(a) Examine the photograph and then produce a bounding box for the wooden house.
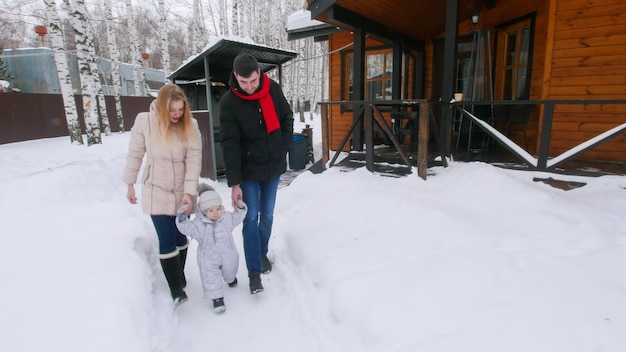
[295,0,626,173]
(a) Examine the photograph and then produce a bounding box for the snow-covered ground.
[1,112,626,352]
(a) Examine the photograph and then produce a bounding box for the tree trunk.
[158,0,171,79]
[78,1,110,136]
[104,0,125,131]
[65,0,101,146]
[125,0,143,96]
[231,0,240,37]
[219,0,229,36]
[193,0,204,53]
[44,0,82,145]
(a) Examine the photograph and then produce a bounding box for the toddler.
[176,183,246,313]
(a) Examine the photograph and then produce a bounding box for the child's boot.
[212,298,226,313]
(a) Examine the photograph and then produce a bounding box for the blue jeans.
[151,215,188,256]
[240,176,280,274]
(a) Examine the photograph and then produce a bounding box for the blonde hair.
[154,83,197,145]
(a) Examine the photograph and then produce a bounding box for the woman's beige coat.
[122,101,202,215]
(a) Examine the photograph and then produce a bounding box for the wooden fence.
[0,93,153,145]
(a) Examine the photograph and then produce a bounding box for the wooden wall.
[325,0,626,161]
[0,93,153,145]
[327,33,390,151]
[544,0,626,161]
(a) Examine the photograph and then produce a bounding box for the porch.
[318,99,626,180]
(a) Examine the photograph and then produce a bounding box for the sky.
[1,112,626,352]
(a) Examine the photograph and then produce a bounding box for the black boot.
[249,272,264,294]
[160,255,188,306]
[262,255,272,274]
[212,298,226,313]
[178,246,188,288]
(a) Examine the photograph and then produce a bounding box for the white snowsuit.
[176,205,247,300]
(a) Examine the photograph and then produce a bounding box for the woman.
[123,83,202,305]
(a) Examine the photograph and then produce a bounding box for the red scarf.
[231,74,280,134]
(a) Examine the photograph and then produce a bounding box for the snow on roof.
[286,9,329,31]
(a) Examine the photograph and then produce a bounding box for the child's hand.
[176,205,189,222]
[176,212,188,222]
[236,199,246,209]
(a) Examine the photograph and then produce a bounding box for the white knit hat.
[198,183,222,213]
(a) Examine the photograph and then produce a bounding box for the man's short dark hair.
[233,53,259,78]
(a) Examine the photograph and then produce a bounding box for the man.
[219,53,293,294]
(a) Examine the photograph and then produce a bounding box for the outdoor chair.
[492,104,534,150]
[390,111,418,150]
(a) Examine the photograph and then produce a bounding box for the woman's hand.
[180,193,193,214]
[127,184,137,204]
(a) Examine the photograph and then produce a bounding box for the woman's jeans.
[240,176,280,274]
[151,215,188,256]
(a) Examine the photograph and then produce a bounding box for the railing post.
[321,103,329,166]
[537,103,554,170]
[364,103,374,171]
[418,102,429,180]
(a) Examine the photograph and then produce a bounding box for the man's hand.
[231,185,243,209]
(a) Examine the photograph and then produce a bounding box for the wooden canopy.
[307,0,494,46]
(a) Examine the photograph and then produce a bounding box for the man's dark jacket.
[219,73,294,187]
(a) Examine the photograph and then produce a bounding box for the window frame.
[494,17,534,100]
[340,45,394,112]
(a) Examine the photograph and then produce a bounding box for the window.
[495,19,532,100]
[343,48,394,102]
[455,40,474,94]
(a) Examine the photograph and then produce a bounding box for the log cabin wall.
[327,32,396,151]
[324,0,626,161]
[544,0,626,161]
[327,0,552,153]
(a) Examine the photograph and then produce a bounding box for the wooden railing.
[319,99,626,178]
[452,100,626,171]
[319,100,439,180]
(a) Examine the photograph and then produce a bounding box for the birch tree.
[44,0,82,145]
[240,0,251,37]
[219,0,229,36]
[257,1,269,44]
[65,0,101,145]
[243,0,257,41]
[75,0,110,136]
[231,0,240,37]
[192,0,204,53]
[104,0,124,131]
[158,0,171,78]
[269,0,283,48]
[297,39,306,120]
[125,0,147,96]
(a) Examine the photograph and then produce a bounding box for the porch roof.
[306,0,494,43]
